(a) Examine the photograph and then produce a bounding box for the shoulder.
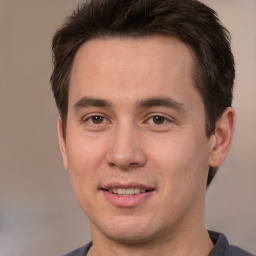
[209,231,255,256]
[227,245,255,256]
[62,242,92,256]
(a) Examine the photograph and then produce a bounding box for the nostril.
[108,161,142,171]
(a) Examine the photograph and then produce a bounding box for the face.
[59,37,217,244]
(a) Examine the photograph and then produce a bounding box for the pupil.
[153,116,164,124]
[92,116,103,124]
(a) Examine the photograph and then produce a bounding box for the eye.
[147,115,169,125]
[85,115,107,124]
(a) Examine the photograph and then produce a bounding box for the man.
[50,0,254,255]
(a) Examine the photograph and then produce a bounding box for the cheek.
[65,134,107,180]
[150,133,210,192]
[64,135,106,212]
[149,136,209,220]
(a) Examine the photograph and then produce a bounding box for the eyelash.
[83,115,109,125]
[146,115,170,125]
[83,114,171,126]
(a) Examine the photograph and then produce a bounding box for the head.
[51,0,235,246]
[50,0,235,186]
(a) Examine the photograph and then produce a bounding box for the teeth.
[117,188,126,195]
[108,188,147,196]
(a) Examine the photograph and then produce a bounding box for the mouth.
[106,187,152,196]
[101,184,155,207]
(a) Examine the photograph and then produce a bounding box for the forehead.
[69,36,197,105]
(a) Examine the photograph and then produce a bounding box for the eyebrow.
[135,97,186,112]
[74,97,113,109]
[74,96,186,112]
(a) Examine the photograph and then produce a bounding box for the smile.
[108,188,147,196]
[102,184,155,207]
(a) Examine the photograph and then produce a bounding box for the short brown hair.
[50,0,235,185]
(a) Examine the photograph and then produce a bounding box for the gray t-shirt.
[208,231,254,256]
[63,231,255,256]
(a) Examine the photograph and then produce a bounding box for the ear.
[58,117,69,170]
[208,107,235,167]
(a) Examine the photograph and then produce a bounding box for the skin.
[58,36,235,256]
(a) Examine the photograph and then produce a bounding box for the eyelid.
[144,113,174,124]
[147,116,169,124]
[86,116,107,124]
[82,113,111,124]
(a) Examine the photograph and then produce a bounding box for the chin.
[104,229,155,245]
[94,217,162,245]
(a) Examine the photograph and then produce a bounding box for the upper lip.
[101,182,155,191]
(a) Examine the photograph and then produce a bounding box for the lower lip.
[102,190,154,208]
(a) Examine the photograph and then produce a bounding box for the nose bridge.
[106,121,146,170]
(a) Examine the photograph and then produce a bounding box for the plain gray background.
[0,0,256,255]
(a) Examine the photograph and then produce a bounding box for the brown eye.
[90,116,105,124]
[152,116,166,124]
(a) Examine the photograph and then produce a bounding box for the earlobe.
[58,117,69,170]
[208,107,235,167]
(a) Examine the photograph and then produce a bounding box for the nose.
[106,123,147,171]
